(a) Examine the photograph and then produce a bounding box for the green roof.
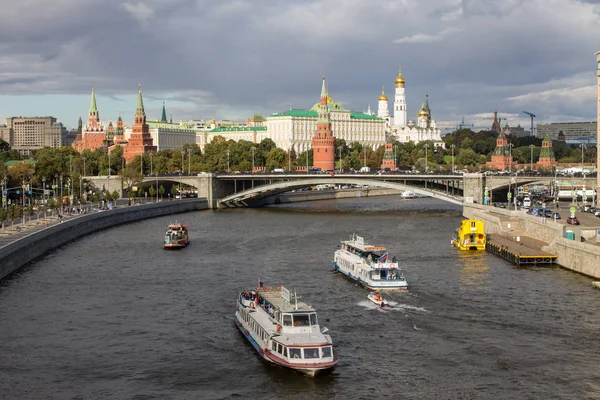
[271,109,382,121]
[209,126,267,133]
[4,159,37,167]
[248,114,265,122]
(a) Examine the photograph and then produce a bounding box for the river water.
[1,196,600,400]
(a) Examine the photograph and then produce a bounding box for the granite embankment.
[0,199,208,280]
[464,204,600,279]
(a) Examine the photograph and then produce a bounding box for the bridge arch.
[218,177,463,207]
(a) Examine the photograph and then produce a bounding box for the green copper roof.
[208,126,267,133]
[136,85,145,114]
[89,85,98,113]
[161,102,167,122]
[271,109,382,121]
[248,114,265,122]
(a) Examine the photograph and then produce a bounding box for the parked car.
[551,212,561,220]
[542,209,553,218]
[566,216,580,225]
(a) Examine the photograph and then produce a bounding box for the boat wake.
[357,300,429,314]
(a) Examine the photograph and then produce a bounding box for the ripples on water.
[1,196,600,399]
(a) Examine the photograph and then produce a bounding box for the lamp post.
[394,145,397,171]
[42,177,46,220]
[155,173,159,203]
[79,176,83,203]
[1,176,6,209]
[69,154,73,179]
[227,149,230,173]
[424,143,429,173]
[529,144,534,171]
[60,175,63,213]
[288,147,291,172]
[339,146,342,172]
[306,149,309,170]
[580,144,585,175]
[188,149,191,174]
[108,151,111,179]
[508,143,514,173]
[181,150,185,175]
[450,144,456,173]
[251,147,256,174]
[83,157,86,177]
[149,152,153,175]
[140,153,144,176]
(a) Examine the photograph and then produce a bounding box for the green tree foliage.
[149,186,156,197]
[266,148,286,170]
[0,207,6,230]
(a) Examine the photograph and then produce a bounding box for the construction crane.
[523,111,536,137]
[456,116,474,130]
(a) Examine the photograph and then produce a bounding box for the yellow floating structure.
[452,219,486,251]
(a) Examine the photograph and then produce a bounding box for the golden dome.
[395,74,405,86]
[418,103,428,117]
[378,86,388,101]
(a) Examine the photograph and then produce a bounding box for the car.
[566,216,580,225]
[551,212,561,220]
[542,209,553,218]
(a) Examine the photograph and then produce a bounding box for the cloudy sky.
[0,0,599,133]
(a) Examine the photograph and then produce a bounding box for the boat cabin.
[341,235,393,263]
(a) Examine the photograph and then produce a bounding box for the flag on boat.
[378,252,388,262]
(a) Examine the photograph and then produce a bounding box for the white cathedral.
[377,67,445,148]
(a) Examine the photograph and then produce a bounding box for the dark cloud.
[0,0,598,128]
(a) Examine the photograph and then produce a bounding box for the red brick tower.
[486,130,514,171]
[381,142,396,171]
[312,77,335,171]
[123,85,156,162]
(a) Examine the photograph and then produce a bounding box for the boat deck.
[257,287,314,313]
[486,234,557,266]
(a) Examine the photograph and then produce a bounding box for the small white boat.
[401,191,416,199]
[367,292,389,307]
[593,282,600,290]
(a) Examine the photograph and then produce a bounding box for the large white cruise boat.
[333,234,408,290]
[234,284,338,378]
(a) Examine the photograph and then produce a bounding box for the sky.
[0,0,599,134]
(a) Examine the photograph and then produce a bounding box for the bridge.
[82,173,597,209]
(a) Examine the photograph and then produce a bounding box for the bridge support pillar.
[463,173,484,205]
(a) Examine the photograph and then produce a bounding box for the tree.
[149,186,156,198]
[456,148,482,168]
[266,148,286,171]
[159,185,165,199]
[0,207,6,231]
[111,190,120,202]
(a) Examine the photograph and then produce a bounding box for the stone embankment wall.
[0,199,208,281]
[263,188,403,205]
[545,238,600,278]
[464,204,600,279]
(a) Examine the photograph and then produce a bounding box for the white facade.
[385,67,444,147]
[267,103,386,153]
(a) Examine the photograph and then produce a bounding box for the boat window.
[271,342,277,352]
[283,346,288,358]
[283,314,292,326]
[289,348,302,359]
[310,313,318,326]
[321,346,332,358]
[304,348,319,359]
[277,343,283,354]
[293,314,310,326]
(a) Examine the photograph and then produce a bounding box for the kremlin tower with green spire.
[312,76,335,171]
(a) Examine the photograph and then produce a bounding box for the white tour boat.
[234,284,338,378]
[367,292,389,307]
[333,234,408,290]
[401,191,417,199]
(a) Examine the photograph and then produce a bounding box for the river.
[1,196,599,399]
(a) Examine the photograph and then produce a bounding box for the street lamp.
[83,157,86,177]
[394,145,397,171]
[424,143,429,173]
[108,151,111,179]
[339,146,342,172]
[227,149,230,173]
[529,144,534,171]
[140,153,144,176]
[42,176,46,220]
[149,152,153,175]
[181,150,185,175]
[188,149,191,174]
[580,144,585,175]
[508,143,514,173]
[450,144,456,173]
[251,147,256,174]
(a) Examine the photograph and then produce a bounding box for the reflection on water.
[456,251,490,290]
